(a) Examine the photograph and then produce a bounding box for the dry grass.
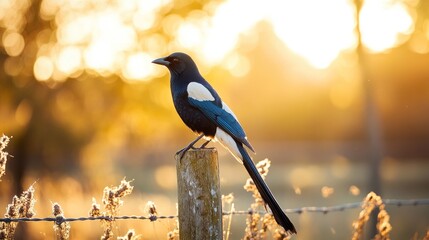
[90,178,136,240]
[242,159,290,240]
[0,134,11,180]
[0,185,36,239]
[144,201,157,221]
[0,136,427,239]
[166,205,179,240]
[117,229,140,240]
[52,202,71,240]
[352,192,392,240]
[222,193,235,240]
[424,230,429,240]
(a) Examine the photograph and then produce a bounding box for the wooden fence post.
[176,148,223,240]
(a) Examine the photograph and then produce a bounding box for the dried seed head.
[0,135,10,151]
[89,198,101,217]
[321,186,334,198]
[52,202,63,217]
[273,228,291,240]
[145,201,157,217]
[117,229,138,240]
[222,193,234,205]
[20,185,36,218]
[3,184,36,239]
[5,196,20,218]
[0,134,11,179]
[167,229,179,240]
[100,228,113,240]
[352,192,392,240]
[349,185,360,196]
[256,159,271,178]
[102,178,134,216]
[115,179,134,198]
[243,178,255,191]
[0,229,6,239]
[52,203,70,240]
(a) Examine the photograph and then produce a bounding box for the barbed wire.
[0,198,428,224]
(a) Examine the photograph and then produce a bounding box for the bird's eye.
[172,58,179,62]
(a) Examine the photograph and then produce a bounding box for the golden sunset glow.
[173,0,417,69]
[360,0,415,52]
[269,0,357,69]
[2,0,415,81]
[1,1,428,239]
[31,0,172,81]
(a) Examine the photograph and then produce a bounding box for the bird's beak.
[152,57,170,66]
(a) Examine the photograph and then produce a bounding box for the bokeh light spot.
[34,56,54,81]
[269,0,356,69]
[84,42,116,72]
[349,185,361,196]
[321,186,335,198]
[3,31,25,56]
[56,46,82,75]
[360,0,415,52]
[123,52,156,81]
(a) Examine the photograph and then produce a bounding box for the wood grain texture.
[176,148,222,240]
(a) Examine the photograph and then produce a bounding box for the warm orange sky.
[1,0,421,82]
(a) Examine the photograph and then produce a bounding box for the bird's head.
[152,52,198,76]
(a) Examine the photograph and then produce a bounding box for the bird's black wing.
[188,98,254,151]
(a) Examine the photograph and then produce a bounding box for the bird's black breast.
[171,84,217,137]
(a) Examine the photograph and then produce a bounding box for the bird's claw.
[176,145,197,160]
[176,134,207,161]
[200,140,211,148]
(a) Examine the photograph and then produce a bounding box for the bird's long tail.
[237,142,297,235]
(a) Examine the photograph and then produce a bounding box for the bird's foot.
[199,140,211,148]
[176,134,205,160]
[176,145,197,160]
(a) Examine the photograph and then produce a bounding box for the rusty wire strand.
[0,198,427,225]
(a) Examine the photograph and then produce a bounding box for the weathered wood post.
[176,148,223,240]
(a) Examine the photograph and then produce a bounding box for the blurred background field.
[1,0,429,239]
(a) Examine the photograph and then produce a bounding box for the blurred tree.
[1,0,428,202]
[0,0,195,196]
[1,0,88,194]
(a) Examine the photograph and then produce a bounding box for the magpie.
[152,52,297,235]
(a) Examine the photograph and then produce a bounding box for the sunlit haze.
[1,1,428,239]
[0,0,420,80]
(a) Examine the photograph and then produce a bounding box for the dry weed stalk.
[423,230,429,240]
[90,178,134,240]
[352,192,392,240]
[167,204,179,240]
[117,229,140,240]
[0,134,11,180]
[0,185,36,239]
[144,201,157,221]
[222,193,235,240]
[103,178,134,217]
[166,221,179,240]
[243,159,290,240]
[52,202,71,240]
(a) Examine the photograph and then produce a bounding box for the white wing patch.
[221,101,238,121]
[187,82,215,101]
[214,127,243,163]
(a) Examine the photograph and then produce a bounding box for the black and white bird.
[152,52,296,235]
